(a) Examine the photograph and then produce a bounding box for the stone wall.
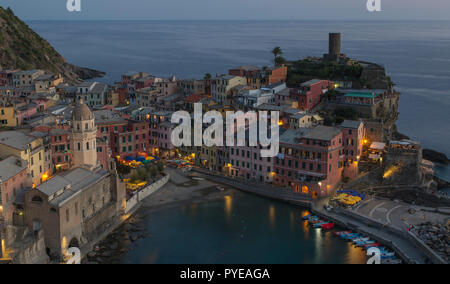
[7,227,49,264]
[82,202,119,245]
[125,174,170,214]
[382,148,423,186]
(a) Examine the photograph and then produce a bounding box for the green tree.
[204,73,212,80]
[271,47,283,65]
[274,56,286,66]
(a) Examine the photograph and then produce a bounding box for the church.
[23,100,126,260]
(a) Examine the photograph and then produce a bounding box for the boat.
[321,223,335,230]
[313,222,328,228]
[381,255,397,260]
[382,258,402,264]
[352,237,369,243]
[340,233,359,239]
[363,243,381,248]
[341,234,361,240]
[381,252,395,257]
[309,220,324,225]
[334,230,352,236]
[355,240,375,247]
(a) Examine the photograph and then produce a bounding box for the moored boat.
[321,223,335,230]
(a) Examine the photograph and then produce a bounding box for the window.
[66,209,70,223]
[86,142,90,150]
[78,143,81,151]
[31,195,43,204]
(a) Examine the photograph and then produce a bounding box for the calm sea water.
[118,191,366,264]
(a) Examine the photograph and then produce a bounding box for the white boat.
[352,237,369,243]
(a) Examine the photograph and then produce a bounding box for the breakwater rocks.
[415,222,450,263]
[82,215,147,264]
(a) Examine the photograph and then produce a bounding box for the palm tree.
[272,47,283,65]
[274,56,286,66]
[204,73,212,80]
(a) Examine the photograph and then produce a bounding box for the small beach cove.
[84,168,367,264]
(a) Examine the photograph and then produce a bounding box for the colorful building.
[0,131,46,186]
[273,126,345,197]
[0,156,30,225]
[293,79,335,111]
[211,75,247,104]
[340,120,365,179]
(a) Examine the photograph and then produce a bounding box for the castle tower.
[329,33,341,60]
[324,33,344,62]
[70,99,98,169]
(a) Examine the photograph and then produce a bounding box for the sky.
[1,0,450,21]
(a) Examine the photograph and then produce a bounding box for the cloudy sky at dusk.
[2,0,450,21]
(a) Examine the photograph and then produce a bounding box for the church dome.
[73,99,93,121]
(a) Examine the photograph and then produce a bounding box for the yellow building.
[197,144,217,172]
[211,75,247,105]
[0,131,46,186]
[0,107,19,127]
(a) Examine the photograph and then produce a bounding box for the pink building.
[293,79,334,111]
[273,126,345,197]
[340,120,365,179]
[16,103,38,124]
[0,156,30,224]
[96,138,112,170]
[147,111,175,157]
[229,143,274,183]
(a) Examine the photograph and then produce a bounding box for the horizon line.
[24,18,450,22]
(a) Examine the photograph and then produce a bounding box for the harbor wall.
[125,174,170,214]
[329,207,446,264]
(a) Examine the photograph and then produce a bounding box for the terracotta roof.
[184,93,206,103]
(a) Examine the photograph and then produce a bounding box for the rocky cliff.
[0,7,104,83]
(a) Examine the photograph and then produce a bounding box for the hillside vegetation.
[0,7,104,82]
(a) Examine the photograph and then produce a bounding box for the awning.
[370,142,385,150]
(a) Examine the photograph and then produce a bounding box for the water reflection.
[346,242,367,264]
[224,195,232,219]
[190,203,198,216]
[269,205,276,230]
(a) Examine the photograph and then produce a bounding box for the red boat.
[321,223,335,230]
